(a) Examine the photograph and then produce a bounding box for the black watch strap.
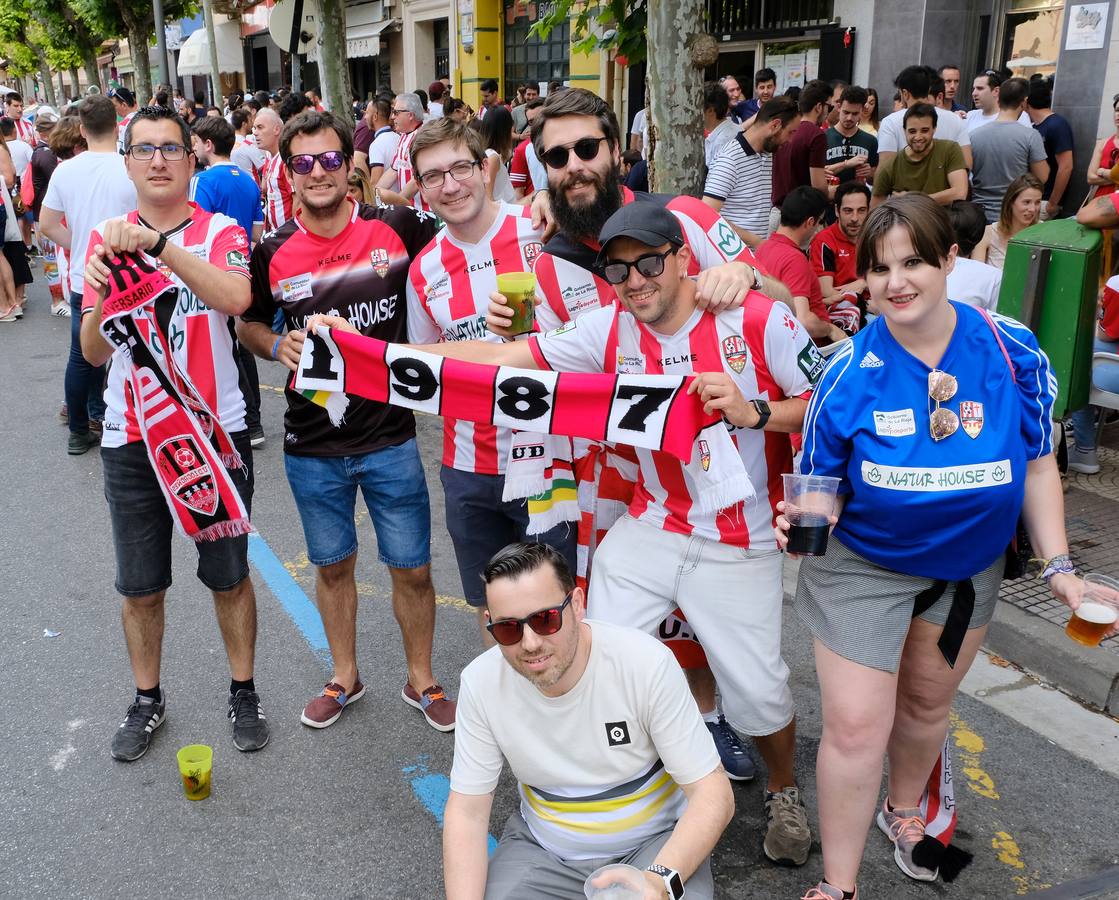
[150,232,168,257]
[749,398,771,430]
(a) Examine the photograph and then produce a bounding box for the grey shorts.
[794,537,1004,672]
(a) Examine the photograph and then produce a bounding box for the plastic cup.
[496,271,537,335]
[782,473,841,556]
[1066,574,1119,647]
[583,863,645,899]
[177,744,213,801]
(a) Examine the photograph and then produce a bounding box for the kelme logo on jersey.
[523,241,543,269]
[797,345,826,384]
[699,439,711,471]
[605,721,631,747]
[370,249,390,278]
[225,249,249,270]
[722,334,748,373]
[960,401,984,439]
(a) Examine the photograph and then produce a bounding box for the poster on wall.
[784,52,806,86]
[1066,3,1108,50]
[806,48,820,82]
[768,55,788,93]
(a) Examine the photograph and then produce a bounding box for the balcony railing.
[706,0,834,35]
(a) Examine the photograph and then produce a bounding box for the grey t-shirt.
[970,122,1046,222]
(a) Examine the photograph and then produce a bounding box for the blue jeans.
[65,291,106,434]
[1069,336,1119,449]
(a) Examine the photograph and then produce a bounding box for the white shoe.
[51,302,71,318]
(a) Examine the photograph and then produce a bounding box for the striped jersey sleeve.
[799,339,857,489]
[990,312,1058,458]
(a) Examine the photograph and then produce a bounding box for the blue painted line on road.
[404,756,498,855]
[246,533,331,667]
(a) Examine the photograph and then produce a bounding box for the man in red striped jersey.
[237,111,457,734]
[253,108,293,232]
[5,92,35,146]
[77,104,269,762]
[403,117,577,639]
[375,92,428,211]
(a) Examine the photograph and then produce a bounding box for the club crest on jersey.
[722,334,748,373]
[960,401,984,439]
[523,241,543,270]
[225,249,249,270]
[370,249,390,278]
[699,439,711,471]
[155,435,218,516]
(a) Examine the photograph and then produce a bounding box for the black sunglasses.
[599,247,679,285]
[288,150,347,175]
[540,136,608,170]
[486,592,574,646]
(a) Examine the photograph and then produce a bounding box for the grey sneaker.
[228,689,269,751]
[110,690,166,761]
[877,800,938,882]
[763,785,812,866]
[1068,445,1101,474]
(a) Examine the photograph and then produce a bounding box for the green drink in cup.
[496,271,537,335]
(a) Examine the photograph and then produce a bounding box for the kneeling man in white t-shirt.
[444,542,733,900]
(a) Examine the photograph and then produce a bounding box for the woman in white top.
[475,106,517,204]
[972,173,1042,270]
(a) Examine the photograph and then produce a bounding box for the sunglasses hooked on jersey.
[288,150,347,175]
[598,247,679,285]
[486,592,574,646]
[540,136,608,170]
[928,369,959,441]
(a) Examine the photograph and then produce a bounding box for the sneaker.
[50,301,71,318]
[763,786,812,866]
[300,678,365,728]
[249,427,265,448]
[706,716,755,781]
[228,689,270,751]
[802,883,857,900]
[67,431,98,455]
[1068,445,1101,475]
[110,690,167,761]
[89,418,103,435]
[877,800,938,882]
[402,683,456,732]
[0,309,16,323]
[12,306,22,319]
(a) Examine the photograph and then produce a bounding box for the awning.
[347,17,395,59]
[177,21,243,75]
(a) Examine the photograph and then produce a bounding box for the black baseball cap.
[108,86,135,106]
[595,203,684,267]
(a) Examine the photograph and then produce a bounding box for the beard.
[550,164,624,241]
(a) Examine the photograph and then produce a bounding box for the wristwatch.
[646,864,684,899]
[749,264,763,291]
[149,231,168,257]
[748,398,771,430]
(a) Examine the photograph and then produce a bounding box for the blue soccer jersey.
[189,162,263,244]
[800,302,1057,580]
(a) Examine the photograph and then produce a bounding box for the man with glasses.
[443,542,733,899]
[253,108,292,231]
[404,117,577,642]
[236,111,453,733]
[41,94,136,455]
[77,104,267,761]
[375,92,428,210]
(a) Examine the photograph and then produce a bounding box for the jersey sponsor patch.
[797,344,826,384]
[226,249,249,270]
[548,320,577,337]
[616,351,647,374]
[860,351,884,368]
[722,334,748,373]
[280,272,314,302]
[861,459,1012,491]
[872,408,916,437]
[708,218,745,258]
[960,401,984,438]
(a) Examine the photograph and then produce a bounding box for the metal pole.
[202,0,223,107]
[153,0,170,89]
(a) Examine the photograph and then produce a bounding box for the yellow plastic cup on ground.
[495,271,537,335]
[177,744,213,800]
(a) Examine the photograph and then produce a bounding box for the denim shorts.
[439,465,577,606]
[284,438,431,569]
[102,431,253,597]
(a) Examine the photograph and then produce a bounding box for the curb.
[984,600,1119,715]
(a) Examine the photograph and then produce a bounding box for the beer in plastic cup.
[177,744,213,800]
[1066,574,1119,647]
[495,271,537,335]
[782,473,841,556]
[584,863,645,899]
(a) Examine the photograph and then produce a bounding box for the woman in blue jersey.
[779,194,1087,900]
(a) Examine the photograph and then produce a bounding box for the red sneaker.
[300,678,365,729]
[402,683,456,732]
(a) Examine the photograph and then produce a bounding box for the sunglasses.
[486,592,574,646]
[928,369,959,441]
[126,143,189,161]
[540,136,608,170]
[599,247,678,285]
[288,150,347,175]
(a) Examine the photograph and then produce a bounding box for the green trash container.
[997,219,1101,418]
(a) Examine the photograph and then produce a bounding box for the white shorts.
[588,515,794,737]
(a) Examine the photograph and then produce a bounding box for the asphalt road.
[2,277,1119,899]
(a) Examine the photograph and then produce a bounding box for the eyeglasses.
[485,592,574,646]
[928,369,959,441]
[417,159,481,190]
[391,108,413,117]
[540,136,608,170]
[288,150,347,175]
[126,143,189,161]
[599,247,678,285]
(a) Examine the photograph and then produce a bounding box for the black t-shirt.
[824,126,879,183]
[244,200,439,456]
[30,144,58,220]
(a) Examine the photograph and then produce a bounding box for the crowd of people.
[0,57,1114,900]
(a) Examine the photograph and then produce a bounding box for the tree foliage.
[530,0,648,65]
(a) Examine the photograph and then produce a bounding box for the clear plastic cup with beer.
[1066,573,1119,647]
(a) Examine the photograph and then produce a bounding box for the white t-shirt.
[485,148,515,203]
[877,105,971,155]
[6,139,32,178]
[369,129,401,174]
[429,100,444,119]
[704,118,740,168]
[450,620,719,860]
[631,108,649,159]
[948,256,1002,311]
[41,151,138,294]
[965,109,1032,133]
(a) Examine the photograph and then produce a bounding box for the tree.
[530,0,710,197]
[317,0,353,119]
[36,0,106,94]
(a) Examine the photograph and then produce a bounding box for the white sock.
[701,709,720,724]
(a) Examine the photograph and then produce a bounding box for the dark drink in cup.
[787,513,831,555]
[781,473,841,557]
[496,272,537,336]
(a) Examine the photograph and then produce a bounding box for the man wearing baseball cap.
[109,86,139,154]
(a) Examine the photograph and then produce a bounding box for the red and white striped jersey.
[406,203,545,474]
[534,190,759,331]
[262,152,294,232]
[14,117,36,146]
[82,205,252,448]
[116,112,135,153]
[529,297,821,548]
[389,128,431,212]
